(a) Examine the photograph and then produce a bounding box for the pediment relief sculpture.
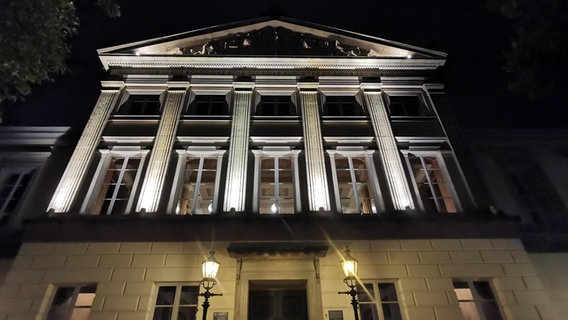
[180,26,376,57]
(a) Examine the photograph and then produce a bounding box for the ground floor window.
[153,284,199,320]
[358,282,402,320]
[47,284,96,320]
[453,280,503,320]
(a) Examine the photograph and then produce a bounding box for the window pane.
[156,286,176,305]
[51,287,75,307]
[93,157,141,215]
[47,308,68,320]
[458,301,481,320]
[335,156,375,214]
[473,281,496,300]
[388,95,427,116]
[189,95,228,115]
[359,304,378,320]
[357,284,374,302]
[259,156,295,214]
[480,301,503,320]
[178,307,197,320]
[0,171,34,215]
[179,157,217,215]
[378,283,398,302]
[257,96,295,116]
[119,95,161,115]
[179,286,199,305]
[325,96,364,116]
[381,303,402,320]
[48,285,96,320]
[153,307,173,320]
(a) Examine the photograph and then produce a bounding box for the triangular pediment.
[99,17,446,59]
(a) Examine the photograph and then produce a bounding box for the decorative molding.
[100,56,444,71]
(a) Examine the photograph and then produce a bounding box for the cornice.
[99,55,445,71]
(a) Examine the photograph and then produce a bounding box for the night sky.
[5,0,561,131]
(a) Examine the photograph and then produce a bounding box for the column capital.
[100,81,125,90]
[233,82,255,90]
[167,81,190,90]
[297,82,319,91]
[360,83,382,91]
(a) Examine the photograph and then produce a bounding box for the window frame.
[152,283,200,320]
[186,93,231,116]
[382,90,432,117]
[401,150,462,213]
[114,89,166,116]
[253,90,298,118]
[252,147,301,214]
[452,279,503,320]
[0,165,37,225]
[46,284,97,320]
[80,147,149,215]
[357,281,404,320]
[168,147,226,215]
[327,147,383,214]
[321,94,366,117]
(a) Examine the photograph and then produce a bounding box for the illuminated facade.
[0,18,566,320]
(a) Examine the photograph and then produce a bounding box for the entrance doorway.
[248,280,308,320]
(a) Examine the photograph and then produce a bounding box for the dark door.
[248,289,308,320]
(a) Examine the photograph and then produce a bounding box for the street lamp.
[199,250,222,320]
[338,246,360,320]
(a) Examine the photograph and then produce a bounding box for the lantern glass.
[341,247,358,280]
[202,251,219,280]
[341,259,357,279]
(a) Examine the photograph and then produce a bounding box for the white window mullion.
[80,150,111,214]
[125,152,147,214]
[212,154,224,214]
[347,156,362,214]
[252,151,262,213]
[404,154,424,211]
[327,152,342,213]
[419,155,443,212]
[190,157,205,214]
[274,156,280,213]
[168,151,187,214]
[0,173,24,214]
[292,151,301,213]
[106,156,129,215]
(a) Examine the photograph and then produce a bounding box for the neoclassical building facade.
[0,17,565,320]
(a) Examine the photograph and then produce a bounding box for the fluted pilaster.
[48,88,122,213]
[223,89,253,212]
[137,89,186,212]
[300,90,331,211]
[364,91,415,210]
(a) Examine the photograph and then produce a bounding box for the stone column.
[223,84,254,212]
[299,84,331,211]
[137,85,188,212]
[363,88,415,210]
[48,84,123,213]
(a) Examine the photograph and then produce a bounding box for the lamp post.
[338,247,360,320]
[199,250,222,320]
